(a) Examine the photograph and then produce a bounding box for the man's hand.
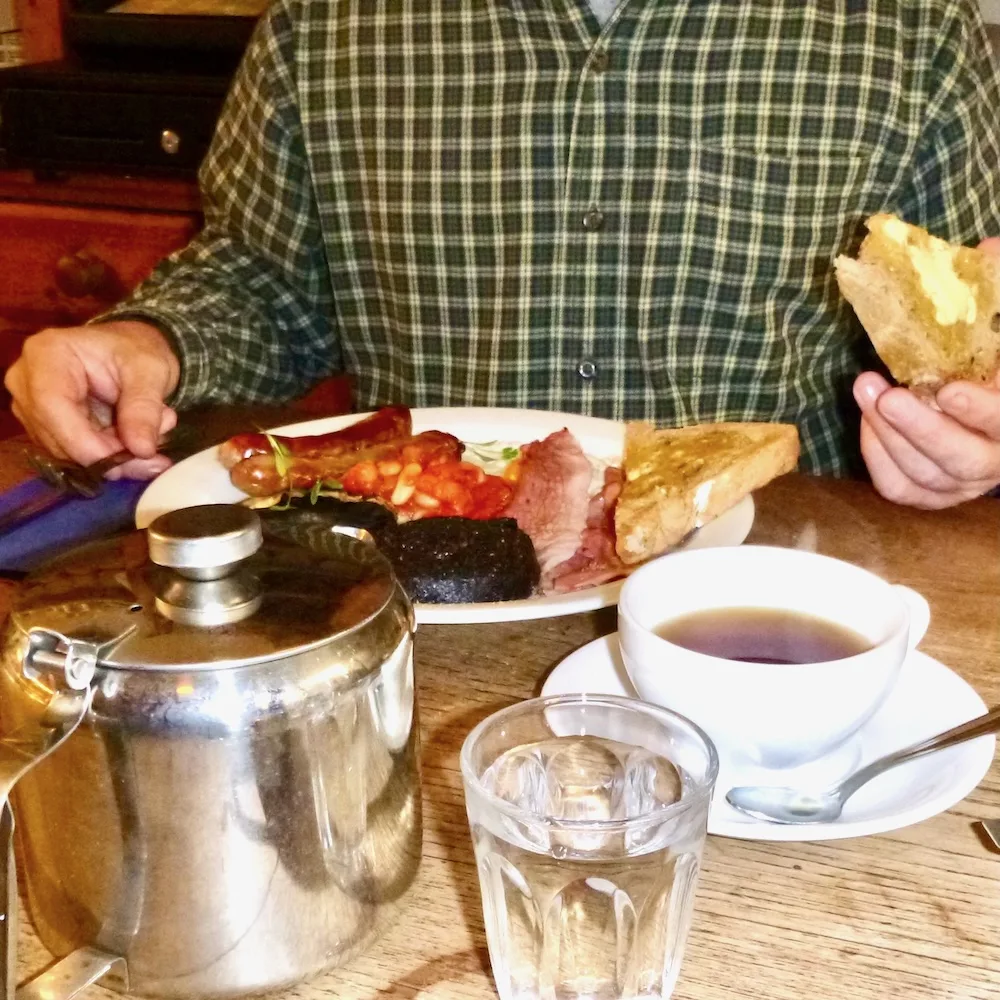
[854,237,1000,509]
[5,320,182,481]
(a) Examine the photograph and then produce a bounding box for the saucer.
[541,634,995,842]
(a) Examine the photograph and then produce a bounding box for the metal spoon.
[726,704,1000,824]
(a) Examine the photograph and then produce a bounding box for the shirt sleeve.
[99,0,339,409]
[891,0,1000,244]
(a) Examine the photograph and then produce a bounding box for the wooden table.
[5,449,1000,1000]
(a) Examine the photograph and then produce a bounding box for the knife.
[0,484,71,537]
[979,819,1000,852]
[0,448,142,538]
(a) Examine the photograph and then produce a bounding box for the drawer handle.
[160,130,181,156]
[54,250,124,300]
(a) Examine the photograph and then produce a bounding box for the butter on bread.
[834,214,1000,394]
[613,422,800,566]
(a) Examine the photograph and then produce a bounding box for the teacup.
[617,545,930,772]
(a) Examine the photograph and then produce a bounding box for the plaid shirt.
[108,0,1000,475]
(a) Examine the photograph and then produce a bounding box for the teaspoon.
[726,704,1000,824]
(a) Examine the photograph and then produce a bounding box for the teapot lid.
[8,504,404,672]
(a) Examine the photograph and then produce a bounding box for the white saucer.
[541,634,995,842]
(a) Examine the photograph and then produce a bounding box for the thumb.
[116,360,172,458]
[978,236,1000,258]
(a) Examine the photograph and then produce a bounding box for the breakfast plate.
[541,633,994,841]
[135,408,756,624]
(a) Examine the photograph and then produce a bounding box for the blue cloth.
[0,477,146,573]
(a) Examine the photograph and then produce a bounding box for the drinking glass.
[461,694,718,1000]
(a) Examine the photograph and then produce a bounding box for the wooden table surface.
[4,432,1000,1000]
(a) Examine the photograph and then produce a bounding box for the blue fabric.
[0,478,146,573]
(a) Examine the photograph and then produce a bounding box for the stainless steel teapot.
[0,505,421,1000]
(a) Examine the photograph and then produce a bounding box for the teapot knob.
[147,506,263,626]
[147,505,263,581]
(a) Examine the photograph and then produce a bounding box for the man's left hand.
[854,371,1000,508]
[853,237,1000,509]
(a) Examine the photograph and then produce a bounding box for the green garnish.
[465,441,521,464]
[308,479,344,503]
[264,433,291,479]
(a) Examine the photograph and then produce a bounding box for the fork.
[29,447,137,498]
[27,427,194,498]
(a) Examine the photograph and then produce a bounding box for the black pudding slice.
[381,517,541,604]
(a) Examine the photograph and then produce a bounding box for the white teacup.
[617,546,930,773]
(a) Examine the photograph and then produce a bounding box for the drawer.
[0,201,198,332]
[1,87,225,173]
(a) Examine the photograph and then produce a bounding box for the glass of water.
[460,694,718,1000]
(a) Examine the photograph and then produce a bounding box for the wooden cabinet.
[0,0,351,434]
[0,201,198,335]
[0,169,352,437]
[0,168,202,435]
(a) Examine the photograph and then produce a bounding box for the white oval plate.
[136,408,755,625]
[542,633,995,841]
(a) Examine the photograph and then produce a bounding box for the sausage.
[230,430,464,498]
[217,405,412,469]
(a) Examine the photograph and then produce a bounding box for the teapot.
[0,505,421,1000]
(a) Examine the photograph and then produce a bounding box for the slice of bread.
[835,214,1000,395]
[614,422,800,565]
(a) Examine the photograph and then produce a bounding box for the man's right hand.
[4,320,182,480]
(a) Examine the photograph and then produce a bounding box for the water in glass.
[467,723,711,1000]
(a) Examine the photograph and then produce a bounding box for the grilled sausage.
[218,405,412,469]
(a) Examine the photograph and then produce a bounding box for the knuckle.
[3,363,20,395]
[870,471,913,506]
[942,450,995,483]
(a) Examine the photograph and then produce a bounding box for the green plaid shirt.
[108,0,1000,475]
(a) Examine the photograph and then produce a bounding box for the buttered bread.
[614,421,800,566]
[834,214,1000,393]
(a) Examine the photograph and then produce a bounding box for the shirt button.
[590,50,610,74]
[577,360,597,380]
[582,206,604,231]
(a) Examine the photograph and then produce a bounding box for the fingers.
[853,370,893,405]
[977,236,1000,257]
[115,358,174,459]
[5,343,119,465]
[5,322,180,470]
[105,456,174,482]
[859,418,978,508]
[936,381,1000,440]
[158,407,179,438]
[876,387,1000,483]
[855,372,1000,507]
[858,409,964,493]
[104,410,177,481]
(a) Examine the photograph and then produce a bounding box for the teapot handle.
[2,803,127,1000]
[0,630,127,1000]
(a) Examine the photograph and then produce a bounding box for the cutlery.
[0,429,192,537]
[29,446,144,498]
[726,704,1000,824]
[979,818,1000,851]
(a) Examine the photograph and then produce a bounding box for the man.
[7,0,1000,508]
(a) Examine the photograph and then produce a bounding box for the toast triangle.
[834,214,1000,393]
[614,422,800,565]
